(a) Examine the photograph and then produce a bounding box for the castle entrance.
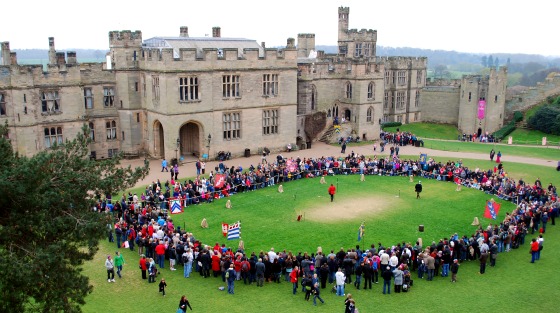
[153,120,165,158]
[179,122,201,159]
[477,127,482,138]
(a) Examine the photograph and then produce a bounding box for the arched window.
[106,120,117,140]
[345,82,352,99]
[88,122,95,141]
[366,106,373,122]
[310,85,317,110]
[367,82,375,100]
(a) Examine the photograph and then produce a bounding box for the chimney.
[286,38,295,49]
[180,26,189,37]
[1,42,11,65]
[261,42,266,49]
[10,52,17,65]
[67,51,77,65]
[212,27,221,38]
[56,52,66,66]
[317,50,325,59]
[48,37,56,65]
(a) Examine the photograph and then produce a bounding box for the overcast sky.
[1,0,556,56]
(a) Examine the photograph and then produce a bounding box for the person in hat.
[415,181,423,199]
[450,259,460,282]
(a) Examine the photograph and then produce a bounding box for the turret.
[108,30,142,69]
[338,7,350,41]
[48,37,56,65]
[1,42,11,65]
[297,34,315,58]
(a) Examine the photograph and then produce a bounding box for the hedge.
[493,121,516,140]
[381,122,402,129]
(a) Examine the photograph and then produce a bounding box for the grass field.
[383,123,461,140]
[81,158,560,313]
[422,139,560,161]
[509,128,560,145]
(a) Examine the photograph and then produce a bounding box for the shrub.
[381,122,402,129]
[527,105,560,135]
[493,121,516,140]
[513,111,523,122]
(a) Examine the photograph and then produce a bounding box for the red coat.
[155,243,166,256]
[139,258,148,270]
[328,185,336,195]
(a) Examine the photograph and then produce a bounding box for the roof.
[143,37,264,58]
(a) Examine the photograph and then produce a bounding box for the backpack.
[225,270,230,279]
[372,261,378,270]
[241,262,249,272]
[182,254,189,264]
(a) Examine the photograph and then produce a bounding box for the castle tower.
[297,33,315,58]
[212,27,221,38]
[338,6,350,41]
[457,67,507,135]
[48,37,56,65]
[1,42,11,65]
[108,30,142,70]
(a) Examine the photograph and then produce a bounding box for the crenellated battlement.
[109,30,143,48]
[348,28,376,35]
[376,56,428,68]
[140,46,296,63]
[298,33,315,38]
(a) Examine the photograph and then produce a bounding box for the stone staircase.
[319,126,336,143]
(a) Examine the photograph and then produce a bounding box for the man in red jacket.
[530,238,539,263]
[155,240,166,269]
[328,184,336,202]
[139,255,148,280]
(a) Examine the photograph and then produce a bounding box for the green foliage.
[527,103,560,135]
[513,111,523,122]
[493,121,516,140]
[380,122,402,129]
[0,124,149,313]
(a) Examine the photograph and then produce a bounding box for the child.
[159,278,167,296]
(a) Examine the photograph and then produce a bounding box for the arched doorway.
[477,127,482,138]
[345,109,351,121]
[153,120,164,158]
[179,122,201,158]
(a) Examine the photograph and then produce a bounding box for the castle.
[0,6,506,160]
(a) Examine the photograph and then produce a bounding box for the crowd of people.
[98,139,557,312]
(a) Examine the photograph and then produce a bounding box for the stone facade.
[0,6,507,159]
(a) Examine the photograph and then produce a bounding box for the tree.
[494,57,499,68]
[487,55,494,69]
[433,64,450,79]
[481,56,488,68]
[0,124,149,312]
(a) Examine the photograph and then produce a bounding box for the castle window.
[391,91,396,109]
[468,92,472,102]
[108,148,119,158]
[417,70,423,84]
[397,115,403,123]
[345,82,353,99]
[262,74,279,97]
[354,43,362,57]
[262,109,279,135]
[364,43,371,57]
[41,91,60,113]
[89,122,95,141]
[152,76,160,103]
[106,120,117,140]
[179,76,199,102]
[397,71,407,85]
[392,71,397,85]
[223,112,241,140]
[396,91,405,109]
[494,95,498,103]
[384,71,390,85]
[0,93,6,116]
[367,82,375,100]
[415,90,420,107]
[84,88,93,109]
[44,127,63,148]
[103,87,115,107]
[366,106,373,122]
[310,85,317,110]
[384,91,389,109]
[222,75,240,98]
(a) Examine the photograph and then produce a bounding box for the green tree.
[488,55,494,69]
[481,55,488,68]
[0,124,149,312]
[527,105,560,135]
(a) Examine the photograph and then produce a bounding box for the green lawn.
[383,123,461,140]
[509,128,560,146]
[82,159,560,312]
[422,139,560,161]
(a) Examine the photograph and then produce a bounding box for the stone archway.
[153,120,165,158]
[179,122,201,158]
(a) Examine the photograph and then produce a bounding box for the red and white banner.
[214,174,226,188]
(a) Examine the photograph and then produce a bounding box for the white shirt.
[335,270,346,285]
[268,250,277,263]
[389,255,399,267]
